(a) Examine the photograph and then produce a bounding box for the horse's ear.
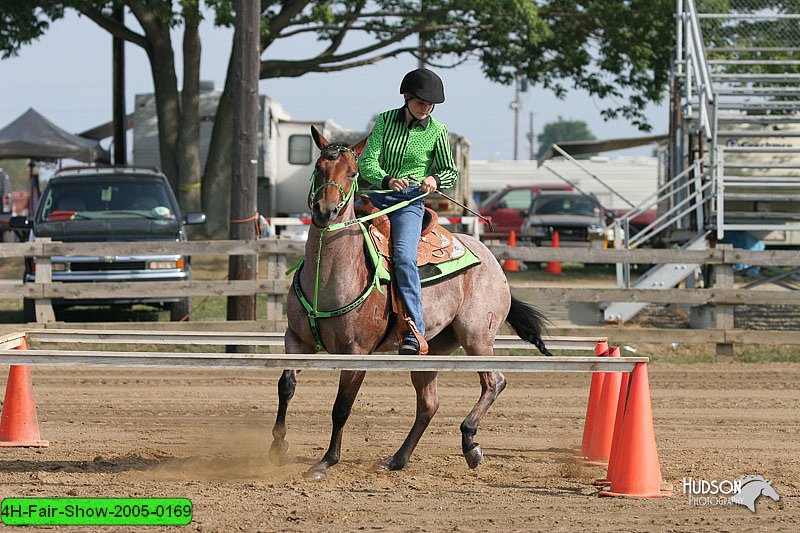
[311,126,329,150]
[351,137,368,157]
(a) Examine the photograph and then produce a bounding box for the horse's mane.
[739,475,767,487]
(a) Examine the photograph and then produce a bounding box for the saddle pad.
[419,242,481,285]
[366,229,481,286]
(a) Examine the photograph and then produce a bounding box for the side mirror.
[9,216,32,229]
[183,212,207,225]
[518,209,529,217]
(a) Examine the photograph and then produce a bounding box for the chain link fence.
[697,0,800,52]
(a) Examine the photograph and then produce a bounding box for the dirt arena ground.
[0,363,797,532]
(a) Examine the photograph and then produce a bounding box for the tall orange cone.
[545,231,562,274]
[584,346,622,465]
[502,230,520,272]
[600,363,670,498]
[579,340,609,456]
[593,371,631,486]
[0,338,49,447]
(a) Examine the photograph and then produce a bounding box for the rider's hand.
[389,177,410,191]
[419,175,437,193]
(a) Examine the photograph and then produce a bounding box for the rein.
[291,145,428,351]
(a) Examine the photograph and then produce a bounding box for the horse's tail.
[505,296,553,356]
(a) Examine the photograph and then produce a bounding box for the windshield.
[37,178,178,222]
[479,189,507,209]
[531,195,599,217]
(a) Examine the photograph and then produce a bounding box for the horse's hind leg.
[305,370,366,480]
[382,371,439,471]
[461,370,507,469]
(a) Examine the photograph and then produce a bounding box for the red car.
[478,184,575,240]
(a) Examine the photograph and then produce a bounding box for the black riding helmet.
[400,68,445,104]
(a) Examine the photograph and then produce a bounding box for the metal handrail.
[680,0,715,139]
[612,160,709,250]
[615,160,702,228]
[629,177,713,249]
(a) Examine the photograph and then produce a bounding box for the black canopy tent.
[0,108,110,163]
[0,108,111,217]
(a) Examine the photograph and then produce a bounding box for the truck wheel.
[169,298,191,322]
[23,298,36,323]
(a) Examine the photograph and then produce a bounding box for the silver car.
[520,190,610,247]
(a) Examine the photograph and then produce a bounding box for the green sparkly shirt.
[359,107,459,190]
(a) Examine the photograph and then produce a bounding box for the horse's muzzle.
[311,203,338,229]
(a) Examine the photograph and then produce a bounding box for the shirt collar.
[396,106,430,129]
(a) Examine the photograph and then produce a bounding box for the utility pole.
[528,112,535,160]
[511,75,520,160]
[112,4,126,165]
[227,0,259,327]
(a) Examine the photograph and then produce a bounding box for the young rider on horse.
[359,67,459,355]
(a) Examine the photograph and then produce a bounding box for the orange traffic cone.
[600,363,670,498]
[545,231,562,274]
[584,346,622,466]
[594,371,631,486]
[0,338,49,447]
[579,340,609,457]
[502,230,520,272]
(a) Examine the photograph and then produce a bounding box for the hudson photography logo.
[682,475,780,512]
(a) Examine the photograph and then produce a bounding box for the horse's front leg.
[460,370,507,469]
[382,370,439,471]
[269,329,311,465]
[305,370,367,480]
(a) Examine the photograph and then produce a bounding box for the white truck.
[133,83,471,219]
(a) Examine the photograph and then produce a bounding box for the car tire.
[23,298,36,323]
[169,298,191,322]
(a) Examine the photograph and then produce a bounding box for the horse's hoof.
[380,455,407,472]
[303,468,326,480]
[268,439,290,466]
[464,445,483,469]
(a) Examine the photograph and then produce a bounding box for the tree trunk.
[177,13,202,213]
[201,48,236,238]
[146,35,181,192]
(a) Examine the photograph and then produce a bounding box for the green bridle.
[291,145,427,352]
[306,145,360,215]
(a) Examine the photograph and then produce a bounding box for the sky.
[0,10,668,164]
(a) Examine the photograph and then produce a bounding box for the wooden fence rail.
[0,240,798,349]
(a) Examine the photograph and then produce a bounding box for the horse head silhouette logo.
[730,475,780,513]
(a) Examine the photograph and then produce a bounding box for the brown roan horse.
[271,126,552,480]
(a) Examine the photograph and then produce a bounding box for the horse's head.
[761,481,780,501]
[308,126,367,229]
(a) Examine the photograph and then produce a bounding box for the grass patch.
[735,346,800,363]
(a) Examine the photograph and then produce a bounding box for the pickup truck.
[11,166,205,322]
[478,184,575,240]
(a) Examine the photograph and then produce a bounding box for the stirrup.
[402,318,429,356]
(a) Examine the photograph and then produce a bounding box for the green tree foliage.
[536,117,596,159]
[1,1,676,236]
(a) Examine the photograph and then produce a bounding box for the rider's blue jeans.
[369,187,426,336]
